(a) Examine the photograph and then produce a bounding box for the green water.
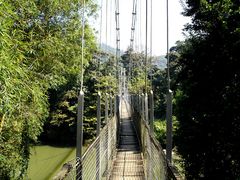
[27,145,80,180]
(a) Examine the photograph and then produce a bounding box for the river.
[27,145,82,179]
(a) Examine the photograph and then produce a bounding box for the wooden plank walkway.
[110,98,144,180]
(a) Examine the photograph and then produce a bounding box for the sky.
[93,0,191,56]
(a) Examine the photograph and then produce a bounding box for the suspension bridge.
[55,76,178,180]
[54,0,178,179]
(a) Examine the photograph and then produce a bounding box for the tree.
[175,0,240,178]
[41,51,117,145]
[152,43,182,119]
[0,2,48,178]
[121,49,149,94]
[0,0,97,178]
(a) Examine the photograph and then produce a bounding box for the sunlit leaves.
[0,0,97,178]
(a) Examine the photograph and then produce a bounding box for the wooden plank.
[110,99,144,180]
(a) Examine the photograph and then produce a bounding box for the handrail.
[131,94,177,180]
[55,116,117,180]
[55,94,178,180]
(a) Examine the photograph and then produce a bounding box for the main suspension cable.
[98,0,104,92]
[139,0,142,51]
[99,0,103,49]
[106,0,108,49]
[110,0,113,48]
[129,0,138,84]
[115,0,120,94]
[145,0,148,93]
[130,0,137,50]
[166,0,173,165]
[167,0,170,90]
[150,0,153,89]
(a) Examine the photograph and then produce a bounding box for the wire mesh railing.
[131,94,177,180]
[55,93,177,180]
[62,116,117,180]
[142,119,167,180]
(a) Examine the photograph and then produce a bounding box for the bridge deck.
[110,99,144,180]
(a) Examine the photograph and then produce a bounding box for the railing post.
[149,90,154,180]
[105,93,109,176]
[132,95,136,113]
[114,95,117,117]
[147,129,152,180]
[97,92,101,136]
[116,95,120,147]
[105,93,109,124]
[141,93,145,120]
[145,93,149,122]
[129,93,131,106]
[141,93,145,155]
[149,90,154,134]
[138,94,141,113]
[76,90,84,180]
[135,95,137,111]
[166,90,173,164]
[96,92,101,180]
[110,94,113,117]
[108,93,113,176]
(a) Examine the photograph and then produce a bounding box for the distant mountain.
[100,43,124,55]
[152,55,167,69]
[99,44,167,69]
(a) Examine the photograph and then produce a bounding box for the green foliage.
[0,0,97,178]
[121,49,150,94]
[95,52,117,93]
[152,67,167,118]
[175,0,240,178]
[152,44,181,118]
[154,117,178,149]
[41,52,117,145]
[0,2,47,178]
[154,119,166,147]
